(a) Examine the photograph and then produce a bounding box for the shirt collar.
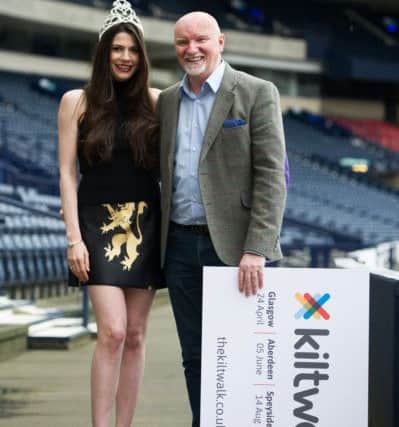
[180,60,226,98]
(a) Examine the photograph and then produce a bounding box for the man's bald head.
[175,12,221,37]
[174,11,225,87]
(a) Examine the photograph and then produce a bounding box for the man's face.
[174,16,224,81]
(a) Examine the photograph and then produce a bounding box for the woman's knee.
[124,325,145,351]
[98,324,126,352]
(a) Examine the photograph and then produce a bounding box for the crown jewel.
[99,0,144,40]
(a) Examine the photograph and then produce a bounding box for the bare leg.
[115,288,155,427]
[89,286,127,427]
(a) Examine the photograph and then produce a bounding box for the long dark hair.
[81,23,158,170]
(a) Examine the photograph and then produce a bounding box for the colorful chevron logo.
[295,292,331,320]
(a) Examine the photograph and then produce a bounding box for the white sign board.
[201,268,369,427]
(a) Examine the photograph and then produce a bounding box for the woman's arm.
[58,89,89,282]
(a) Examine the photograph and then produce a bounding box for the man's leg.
[165,223,224,427]
[165,224,202,426]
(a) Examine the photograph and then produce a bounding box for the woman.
[58,1,163,425]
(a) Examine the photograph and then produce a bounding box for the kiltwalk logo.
[294,293,330,320]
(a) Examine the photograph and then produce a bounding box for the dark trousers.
[164,222,225,427]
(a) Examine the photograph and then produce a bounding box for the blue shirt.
[171,61,226,225]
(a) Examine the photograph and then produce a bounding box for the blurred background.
[0,0,399,425]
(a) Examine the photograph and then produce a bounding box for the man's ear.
[219,33,225,52]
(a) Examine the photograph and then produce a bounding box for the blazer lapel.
[200,64,236,162]
[163,86,180,171]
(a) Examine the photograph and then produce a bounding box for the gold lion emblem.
[100,202,147,271]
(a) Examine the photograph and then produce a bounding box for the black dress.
[68,88,164,290]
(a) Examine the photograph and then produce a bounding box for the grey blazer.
[158,63,287,266]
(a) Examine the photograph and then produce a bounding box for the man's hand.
[238,253,265,297]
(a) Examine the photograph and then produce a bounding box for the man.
[157,12,286,427]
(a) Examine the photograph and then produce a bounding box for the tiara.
[99,0,144,40]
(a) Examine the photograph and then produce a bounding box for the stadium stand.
[56,0,152,15]
[335,117,399,153]
[53,0,399,44]
[285,155,399,246]
[0,72,81,194]
[0,185,67,298]
[285,109,399,176]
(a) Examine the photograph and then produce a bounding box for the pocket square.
[223,118,247,128]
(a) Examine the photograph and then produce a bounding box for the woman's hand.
[67,241,90,283]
